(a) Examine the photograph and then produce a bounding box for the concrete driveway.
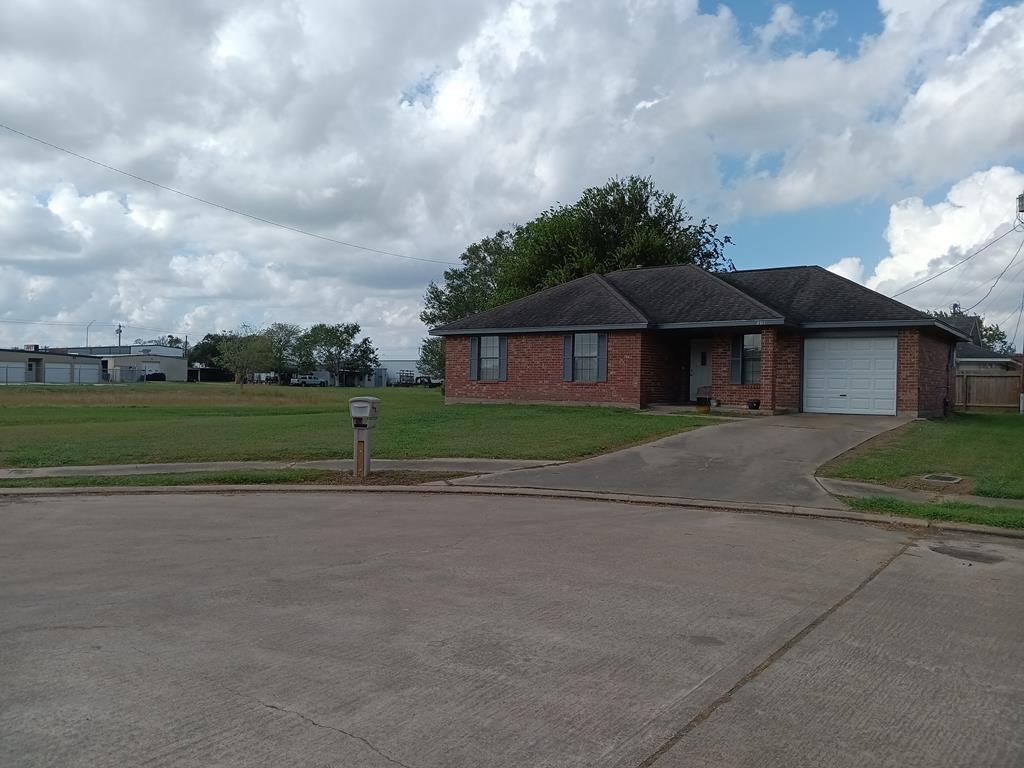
[2,491,1022,767]
[456,413,910,508]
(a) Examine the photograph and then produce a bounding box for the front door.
[689,340,712,396]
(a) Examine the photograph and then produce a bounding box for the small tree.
[980,323,1016,355]
[418,337,444,379]
[344,337,381,378]
[263,322,303,380]
[215,326,275,387]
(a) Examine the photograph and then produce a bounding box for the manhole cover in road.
[922,473,962,484]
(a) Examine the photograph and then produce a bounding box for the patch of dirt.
[299,470,466,486]
[888,475,977,495]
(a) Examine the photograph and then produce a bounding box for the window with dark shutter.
[478,336,500,381]
[742,334,762,384]
[572,333,599,382]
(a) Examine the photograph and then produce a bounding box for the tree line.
[188,323,379,385]
[417,176,733,377]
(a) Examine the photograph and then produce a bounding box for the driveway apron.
[457,413,911,508]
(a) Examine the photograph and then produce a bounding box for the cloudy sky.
[2,0,1023,356]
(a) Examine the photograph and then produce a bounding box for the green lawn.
[847,496,1024,529]
[0,383,713,467]
[820,412,1024,499]
[0,469,462,488]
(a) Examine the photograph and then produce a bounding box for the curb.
[2,483,1021,540]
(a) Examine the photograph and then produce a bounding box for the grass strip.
[847,496,1024,529]
[0,469,464,489]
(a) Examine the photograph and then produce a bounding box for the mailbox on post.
[348,396,380,478]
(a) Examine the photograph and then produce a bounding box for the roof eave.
[800,320,970,339]
[652,318,786,329]
[430,322,650,336]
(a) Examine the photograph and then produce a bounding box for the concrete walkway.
[819,477,1024,509]
[0,457,562,480]
[454,413,910,509]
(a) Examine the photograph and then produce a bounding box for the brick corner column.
[760,327,779,412]
[897,328,921,416]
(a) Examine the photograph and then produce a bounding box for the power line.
[0,318,188,337]
[963,234,1024,313]
[889,225,1021,298]
[0,122,458,266]
[972,258,1024,319]
[1011,288,1024,351]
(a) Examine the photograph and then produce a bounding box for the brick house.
[431,265,966,416]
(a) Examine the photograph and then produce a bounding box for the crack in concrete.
[634,539,914,768]
[217,681,416,768]
[126,642,415,768]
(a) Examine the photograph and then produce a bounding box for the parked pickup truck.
[290,373,330,387]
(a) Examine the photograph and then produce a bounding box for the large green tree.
[295,323,380,384]
[262,322,303,377]
[418,175,732,376]
[188,332,229,367]
[215,326,275,387]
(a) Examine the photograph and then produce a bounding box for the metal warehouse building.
[61,344,188,383]
[0,347,104,384]
[0,343,188,384]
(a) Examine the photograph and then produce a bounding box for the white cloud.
[838,165,1024,347]
[757,4,804,47]
[0,0,1021,354]
[826,256,865,283]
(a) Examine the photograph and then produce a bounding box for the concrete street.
[456,413,909,508]
[1,491,1021,767]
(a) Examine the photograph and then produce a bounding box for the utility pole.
[116,323,123,346]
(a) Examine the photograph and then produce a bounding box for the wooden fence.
[955,372,1022,410]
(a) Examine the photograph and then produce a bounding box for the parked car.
[290,373,329,387]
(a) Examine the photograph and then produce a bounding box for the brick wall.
[640,332,684,406]
[709,329,802,412]
[773,330,803,411]
[896,329,920,414]
[710,335,763,408]
[918,332,954,416]
[897,328,953,416]
[443,332,643,406]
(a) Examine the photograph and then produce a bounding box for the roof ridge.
[592,273,650,323]
[701,267,786,320]
[726,265,814,274]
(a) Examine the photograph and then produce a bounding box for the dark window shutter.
[498,336,508,381]
[469,337,479,381]
[563,335,573,381]
[597,333,608,382]
[730,335,743,385]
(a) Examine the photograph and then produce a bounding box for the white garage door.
[0,363,25,384]
[803,337,897,415]
[43,363,71,384]
[75,365,100,384]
